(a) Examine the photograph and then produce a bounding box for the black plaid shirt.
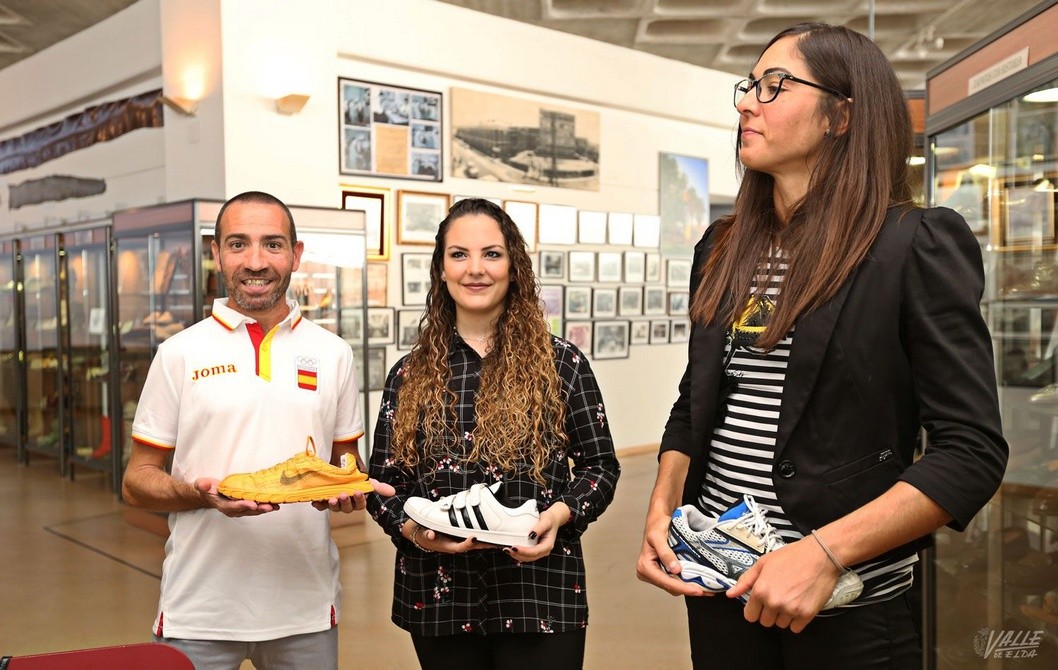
[367,335,620,636]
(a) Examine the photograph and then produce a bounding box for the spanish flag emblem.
[297,367,318,391]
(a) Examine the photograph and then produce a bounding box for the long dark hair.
[389,198,567,483]
[690,22,913,349]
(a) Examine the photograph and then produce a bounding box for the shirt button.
[777,460,796,478]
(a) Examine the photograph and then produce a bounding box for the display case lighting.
[1024,88,1058,103]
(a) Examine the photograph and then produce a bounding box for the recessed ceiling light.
[1024,88,1058,103]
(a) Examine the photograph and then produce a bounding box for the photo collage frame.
[337,80,705,366]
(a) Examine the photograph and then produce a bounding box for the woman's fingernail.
[529,531,537,540]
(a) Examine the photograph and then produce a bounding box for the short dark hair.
[215,191,297,244]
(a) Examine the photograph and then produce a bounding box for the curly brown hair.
[390,198,568,483]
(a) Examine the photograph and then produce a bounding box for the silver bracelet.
[810,529,850,573]
[411,524,435,553]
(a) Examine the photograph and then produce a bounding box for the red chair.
[2,643,193,669]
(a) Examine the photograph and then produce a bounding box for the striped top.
[697,251,914,608]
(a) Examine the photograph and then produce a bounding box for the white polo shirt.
[132,298,364,641]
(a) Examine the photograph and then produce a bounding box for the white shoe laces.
[739,496,785,553]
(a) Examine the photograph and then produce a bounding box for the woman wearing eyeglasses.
[636,22,1006,668]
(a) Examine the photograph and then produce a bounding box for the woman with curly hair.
[368,198,620,670]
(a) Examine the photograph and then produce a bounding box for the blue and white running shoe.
[665,495,863,610]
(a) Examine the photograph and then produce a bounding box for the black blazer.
[659,206,1007,559]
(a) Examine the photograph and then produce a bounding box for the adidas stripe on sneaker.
[404,482,539,547]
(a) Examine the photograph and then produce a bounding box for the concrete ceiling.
[0,0,1044,90]
[0,0,136,70]
[436,0,1046,90]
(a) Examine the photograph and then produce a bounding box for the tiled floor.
[0,448,690,669]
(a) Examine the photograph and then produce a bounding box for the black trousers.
[410,629,586,670]
[685,592,921,670]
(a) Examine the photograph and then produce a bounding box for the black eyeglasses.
[733,73,848,108]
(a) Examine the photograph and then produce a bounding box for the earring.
[824,129,831,137]
[441,273,446,281]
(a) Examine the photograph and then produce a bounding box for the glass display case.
[110,200,371,470]
[20,233,65,471]
[928,36,1058,669]
[0,239,20,452]
[110,201,220,473]
[62,223,118,484]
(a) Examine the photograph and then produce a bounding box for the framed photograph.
[451,87,600,191]
[630,319,651,345]
[667,258,692,288]
[624,251,646,284]
[608,212,634,245]
[540,285,564,336]
[670,318,691,343]
[339,78,442,182]
[645,252,662,282]
[593,287,617,318]
[539,250,566,280]
[341,310,364,345]
[396,309,424,351]
[564,321,593,352]
[398,190,450,245]
[578,210,608,244]
[367,262,387,306]
[538,204,578,245]
[668,291,690,316]
[504,200,538,252]
[350,347,389,392]
[644,286,667,315]
[342,187,390,260]
[659,152,710,256]
[565,285,592,319]
[633,213,661,248]
[366,307,395,345]
[597,252,623,283]
[401,252,433,305]
[619,286,642,316]
[650,319,670,344]
[593,320,630,360]
[568,250,596,282]
[1004,186,1055,245]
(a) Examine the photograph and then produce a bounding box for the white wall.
[207,0,741,450]
[0,0,746,451]
[161,0,225,202]
[0,1,166,233]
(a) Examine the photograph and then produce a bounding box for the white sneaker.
[404,482,539,546]
[666,496,863,610]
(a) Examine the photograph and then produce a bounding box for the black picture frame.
[396,309,424,351]
[401,252,432,306]
[338,78,443,182]
[366,307,395,345]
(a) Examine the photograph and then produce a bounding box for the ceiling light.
[1024,88,1058,103]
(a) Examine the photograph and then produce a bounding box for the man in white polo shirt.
[122,191,393,670]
